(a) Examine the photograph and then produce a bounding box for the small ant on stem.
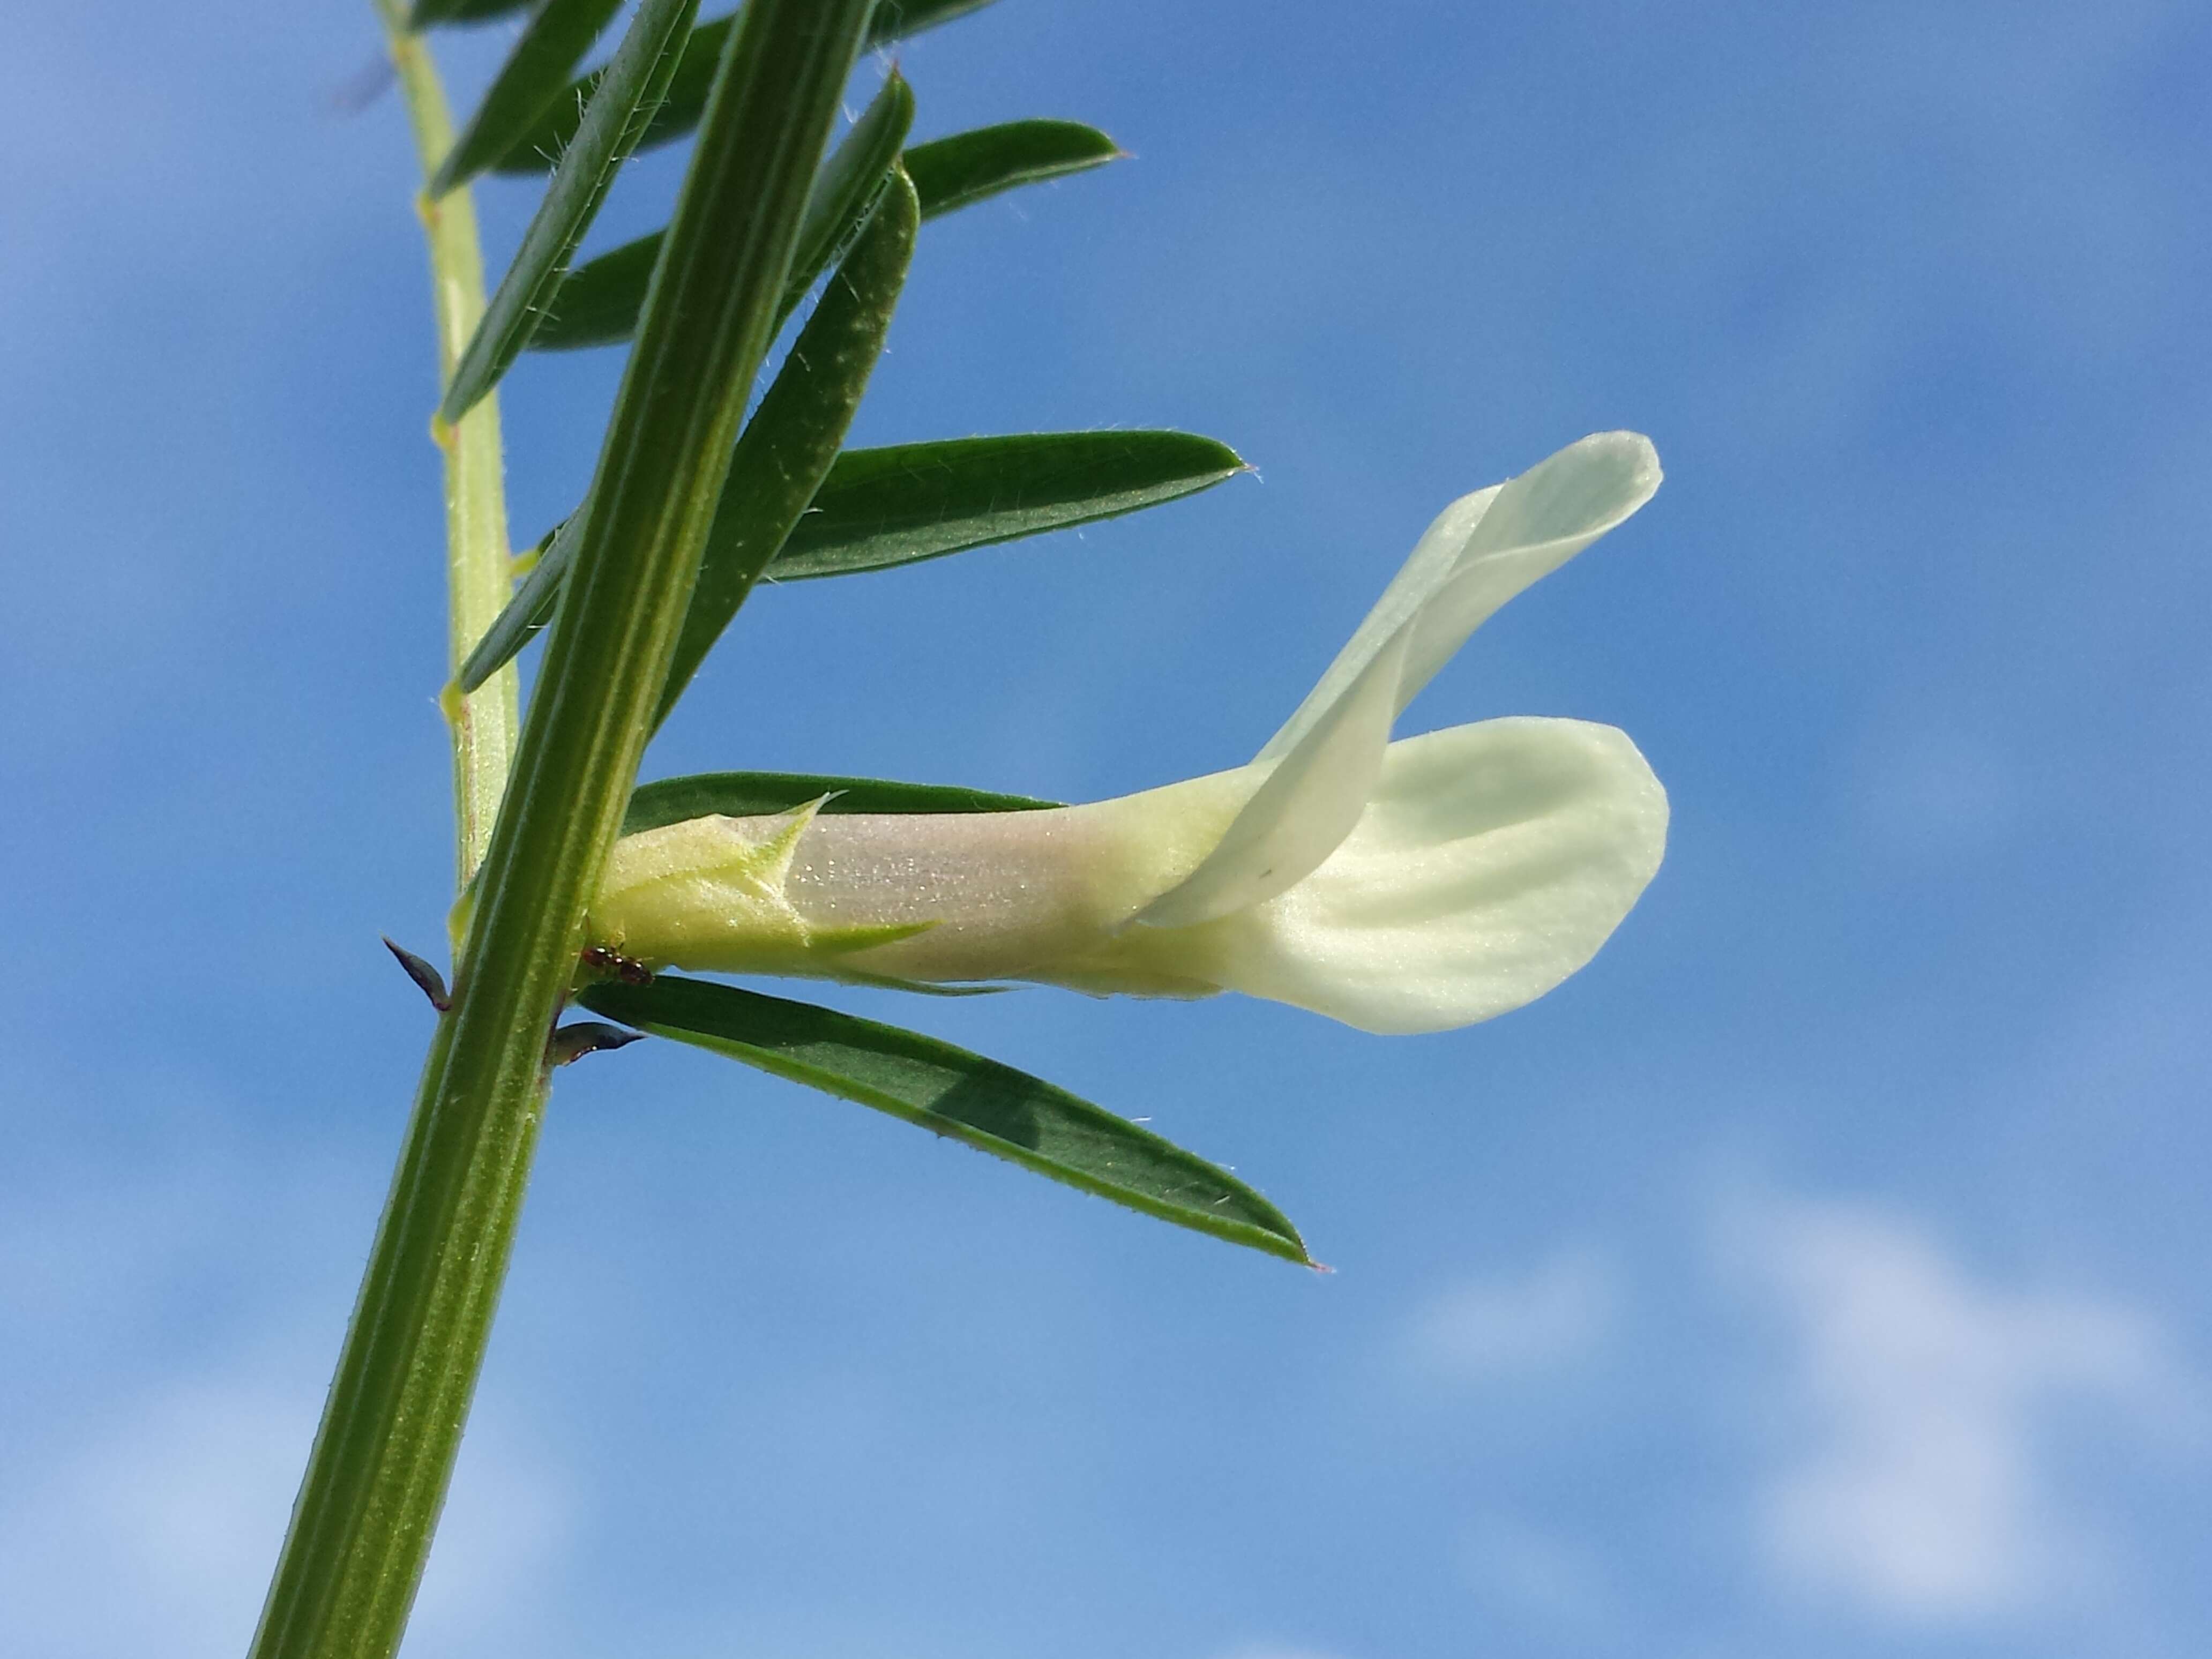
[578,944,654,985]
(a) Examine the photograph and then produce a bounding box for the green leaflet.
[409,0,532,26]
[576,976,1312,1265]
[490,0,1000,175]
[439,0,697,424]
[455,75,914,693]
[774,70,914,327]
[431,0,625,197]
[455,517,567,694]
[409,0,532,25]
[521,236,657,354]
[655,168,919,728]
[529,115,1116,354]
[865,0,999,42]
[492,9,735,175]
[528,70,912,354]
[906,119,1122,220]
[623,771,1060,834]
[774,430,1246,578]
[452,427,1243,692]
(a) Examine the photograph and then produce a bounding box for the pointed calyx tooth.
[383,936,452,1013]
[547,1021,647,1067]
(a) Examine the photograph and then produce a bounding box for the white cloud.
[1408,1246,1617,1381]
[1732,1196,2201,1625]
[0,1363,321,1658]
[407,1405,580,1648]
[0,1351,574,1659]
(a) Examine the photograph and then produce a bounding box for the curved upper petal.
[1129,434,1661,940]
[1063,717,1668,1033]
[1259,432,1662,761]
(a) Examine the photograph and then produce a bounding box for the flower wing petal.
[1162,717,1668,1034]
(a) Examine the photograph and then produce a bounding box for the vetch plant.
[253,3,1669,1655]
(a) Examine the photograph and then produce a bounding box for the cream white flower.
[589,431,1668,1034]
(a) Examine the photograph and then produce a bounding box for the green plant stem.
[247,5,879,1657]
[374,0,519,885]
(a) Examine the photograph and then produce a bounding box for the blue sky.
[5,1,2211,1654]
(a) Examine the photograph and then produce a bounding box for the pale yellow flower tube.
[589,432,1669,1034]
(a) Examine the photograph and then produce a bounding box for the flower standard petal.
[1260,432,1661,761]
[1129,432,1659,936]
[1393,432,1661,711]
[1255,483,1498,763]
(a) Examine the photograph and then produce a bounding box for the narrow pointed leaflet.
[439,0,698,425]
[409,0,532,27]
[906,119,1122,219]
[528,109,1112,354]
[455,515,571,693]
[577,975,1313,1265]
[454,427,1244,691]
[431,0,625,197]
[771,70,914,326]
[528,70,912,354]
[654,169,916,728]
[623,771,1061,833]
[492,0,1003,175]
[773,430,1245,577]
